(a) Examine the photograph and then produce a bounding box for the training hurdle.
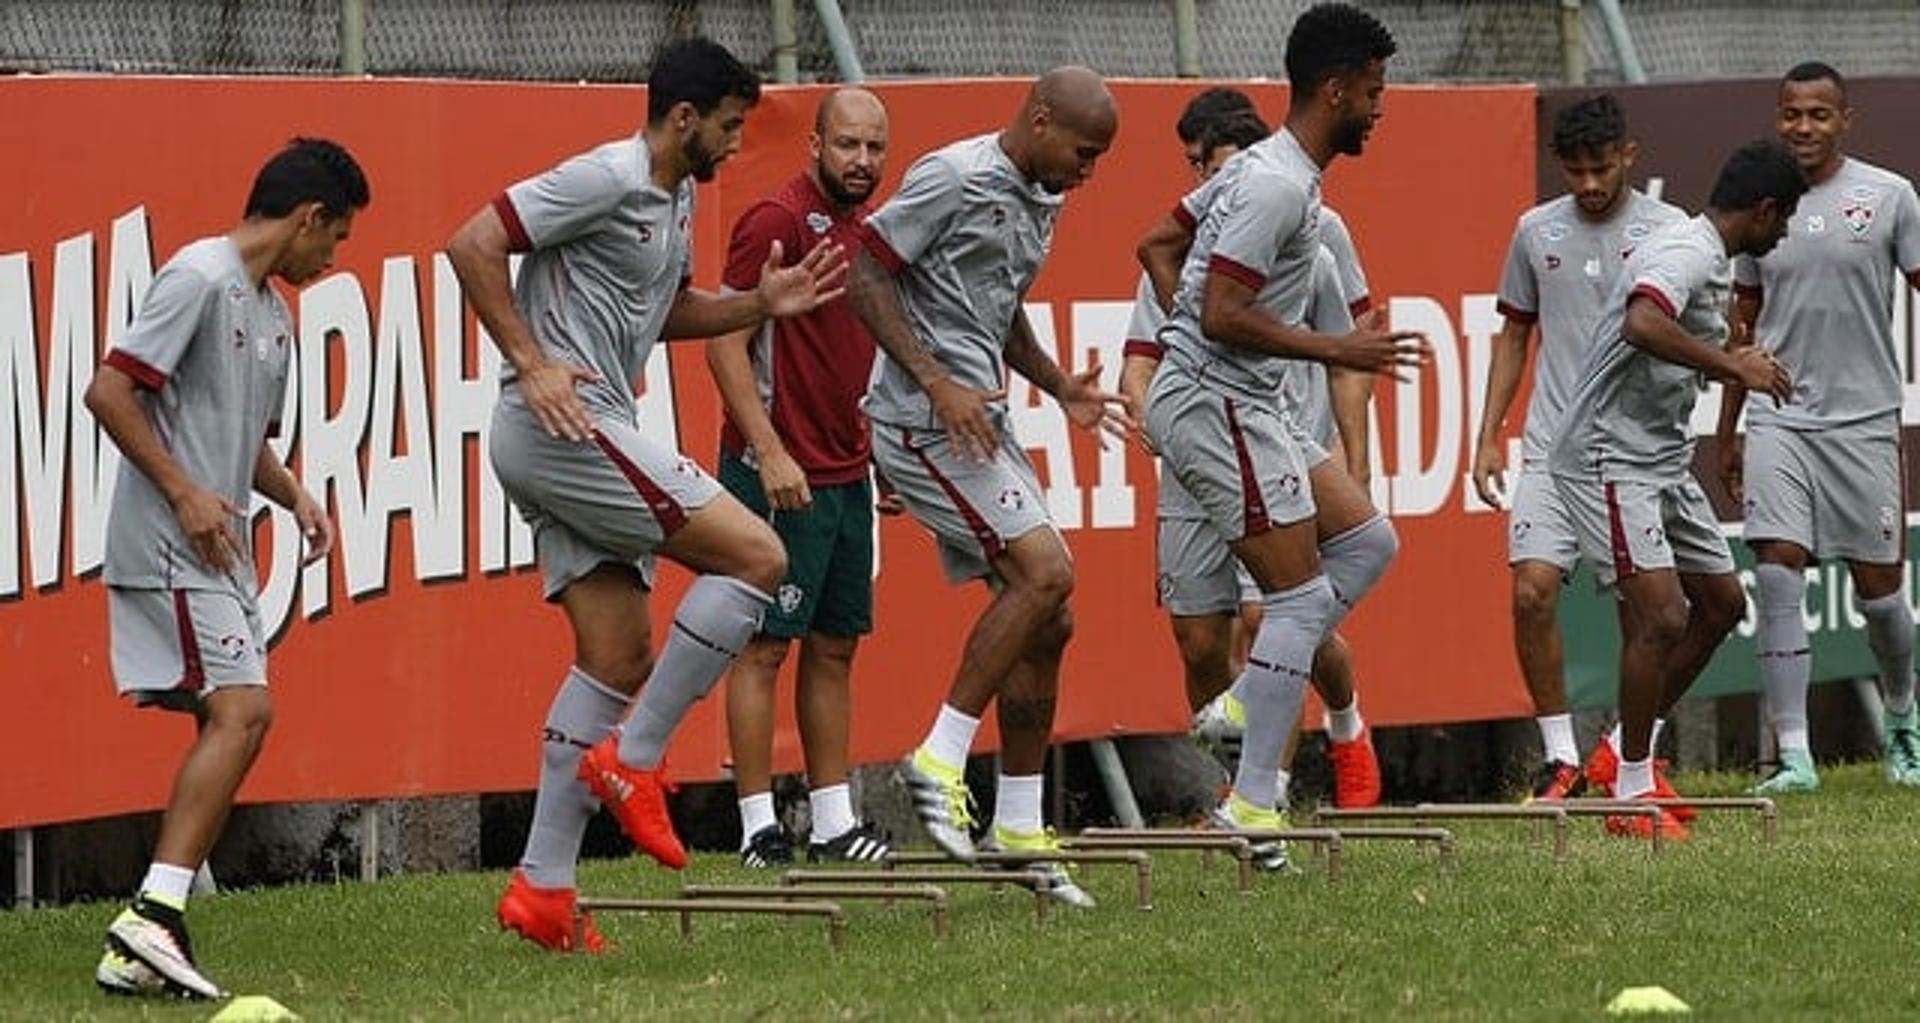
[884,849,1155,911]
[1061,833,1256,893]
[577,897,847,950]
[1075,827,1349,884]
[682,883,951,940]
[782,868,1057,924]
[1557,797,1779,845]
[1313,805,1571,862]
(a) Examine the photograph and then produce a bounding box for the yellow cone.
[210,995,301,1022]
[1606,986,1691,1015]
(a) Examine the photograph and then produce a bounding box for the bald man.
[708,88,894,867]
[847,67,1129,905]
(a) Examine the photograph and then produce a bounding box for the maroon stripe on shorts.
[903,426,1004,560]
[172,590,205,693]
[1225,399,1270,538]
[1604,481,1637,581]
[592,430,689,536]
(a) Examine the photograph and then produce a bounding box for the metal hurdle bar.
[1313,805,1571,862]
[682,883,951,940]
[1074,828,1346,885]
[1557,797,1779,845]
[781,868,1057,924]
[1060,834,1257,893]
[577,897,847,951]
[884,849,1155,911]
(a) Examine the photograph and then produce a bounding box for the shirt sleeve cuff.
[104,349,167,390]
[858,222,907,275]
[1207,254,1266,292]
[1123,340,1164,361]
[1171,203,1197,232]
[1494,299,1538,325]
[1628,283,1679,320]
[492,192,533,253]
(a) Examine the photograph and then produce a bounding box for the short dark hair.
[1285,3,1397,100]
[244,137,369,219]
[1783,60,1846,103]
[1176,87,1256,144]
[1708,139,1808,212]
[1550,93,1627,159]
[1198,110,1271,163]
[647,37,761,124]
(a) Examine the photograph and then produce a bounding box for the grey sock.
[1755,563,1812,752]
[1232,575,1340,809]
[1857,589,1916,716]
[619,575,771,768]
[1319,515,1399,620]
[521,667,629,888]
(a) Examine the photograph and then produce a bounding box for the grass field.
[4,763,1917,1020]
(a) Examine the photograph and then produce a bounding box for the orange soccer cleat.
[1329,726,1384,808]
[497,868,606,953]
[577,738,689,869]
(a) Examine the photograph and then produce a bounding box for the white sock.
[139,862,195,908]
[738,791,777,849]
[994,773,1045,834]
[1275,768,1293,808]
[920,704,980,771]
[1608,718,1666,755]
[1777,721,1812,756]
[809,783,857,842]
[1325,695,1364,744]
[1616,756,1655,799]
[1537,713,1578,765]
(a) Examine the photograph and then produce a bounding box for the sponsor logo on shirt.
[1806,214,1827,235]
[806,211,832,235]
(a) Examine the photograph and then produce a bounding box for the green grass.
[5,764,1918,1020]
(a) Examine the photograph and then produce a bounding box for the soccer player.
[847,66,1129,906]
[84,138,366,999]
[707,87,894,867]
[1471,94,1686,801]
[1548,140,1803,839]
[1140,2,1416,864]
[1714,63,1920,792]
[447,38,847,952]
[1124,102,1385,812]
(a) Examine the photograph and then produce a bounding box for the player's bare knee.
[1512,571,1560,626]
[734,525,788,595]
[1636,599,1691,649]
[1696,577,1748,636]
[206,688,273,742]
[1032,605,1074,653]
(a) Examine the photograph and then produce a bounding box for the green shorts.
[719,450,875,639]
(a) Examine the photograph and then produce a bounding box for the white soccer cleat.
[898,750,977,862]
[106,901,224,1001]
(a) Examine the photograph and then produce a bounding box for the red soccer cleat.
[1649,759,1697,823]
[1527,760,1587,802]
[497,868,606,954]
[1583,734,1619,795]
[1603,801,1691,842]
[1329,726,1383,808]
[577,738,689,869]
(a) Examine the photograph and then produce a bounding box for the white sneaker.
[980,827,1097,909]
[1192,693,1246,742]
[106,901,223,1000]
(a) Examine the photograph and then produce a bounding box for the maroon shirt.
[720,173,877,487]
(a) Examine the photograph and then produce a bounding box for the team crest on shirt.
[806,211,832,235]
[637,223,654,244]
[1842,204,1875,238]
[1544,254,1562,271]
[991,205,1008,228]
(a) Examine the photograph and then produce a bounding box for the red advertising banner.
[0,77,1535,828]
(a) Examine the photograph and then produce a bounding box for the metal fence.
[5,1,1920,84]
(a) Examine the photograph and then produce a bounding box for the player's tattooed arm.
[1471,315,1534,506]
[1008,308,1135,445]
[847,248,1003,461]
[1136,214,1194,313]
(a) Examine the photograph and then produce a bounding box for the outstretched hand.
[1060,365,1137,450]
[758,238,850,318]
